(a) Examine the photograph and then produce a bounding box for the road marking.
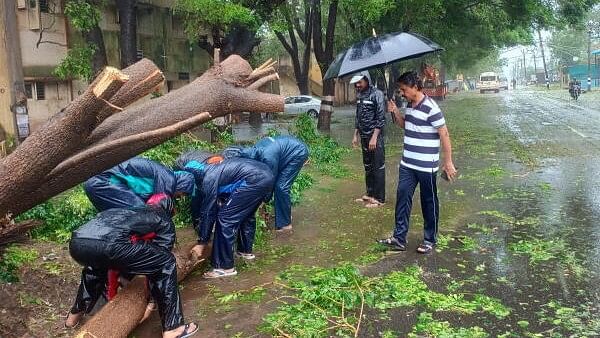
[566,125,587,138]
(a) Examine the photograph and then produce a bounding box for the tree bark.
[0,55,283,232]
[117,0,138,68]
[317,78,335,131]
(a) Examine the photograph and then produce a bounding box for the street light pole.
[537,29,549,89]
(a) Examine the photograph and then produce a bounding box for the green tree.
[61,0,107,78]
[174,0,284,59]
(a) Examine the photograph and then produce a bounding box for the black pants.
[69,238,184,331]
[360,134,385,203]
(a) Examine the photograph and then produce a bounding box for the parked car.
[284,95,321,118]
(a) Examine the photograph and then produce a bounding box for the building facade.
[0,0,212,145]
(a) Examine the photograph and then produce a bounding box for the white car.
[284,95,321,118]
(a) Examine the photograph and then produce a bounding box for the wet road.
[135,89,600,337]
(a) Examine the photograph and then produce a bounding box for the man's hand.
[387,99,398,113]
[368,135,378,151]
[442,161,458,182]
[352,134,359,148]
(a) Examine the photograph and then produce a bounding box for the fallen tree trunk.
[0,55,283,235]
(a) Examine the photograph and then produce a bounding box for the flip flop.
[236,252,256,260]
[203,269,238,279]
[416,243,434,254]
[177,322,199,338]
[376,237,406,251]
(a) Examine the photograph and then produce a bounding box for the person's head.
[397,71,423,102]
[350,71,371,92]
[174,170,196,197]
[222,146,244,159]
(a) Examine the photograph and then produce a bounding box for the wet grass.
[0,245,39,282]
[259,264,510,337]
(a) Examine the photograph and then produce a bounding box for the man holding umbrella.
[350,71,386,208]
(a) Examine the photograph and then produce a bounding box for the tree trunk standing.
[274,0,313,96]
[317,78,334,131]
[117,0,138,68]
[313,0,338,132]
[83,24,108,75]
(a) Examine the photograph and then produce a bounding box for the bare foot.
[139,301,157,323]
[276,225,293,233]
[354,195,370,203]
[65,312,82,329]
[163,322,198,338]
[190,244,206,261]
[365,199,384,208]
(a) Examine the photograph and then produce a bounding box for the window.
[178,72,190,81]
[480,76,497,82]
[284,97,295,104]
[136,50,144,61]
[24,83,33,99]
[39,0,49,13]
[297,97,312,103]
[35,82,45,100]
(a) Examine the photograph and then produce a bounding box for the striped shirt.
[401,96,446,172]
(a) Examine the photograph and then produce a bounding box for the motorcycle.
[569,83,581,100]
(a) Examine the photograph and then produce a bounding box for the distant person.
[512,78,517,89]
[383,71,457,254]
[176,152,274,279]
[65,198,198,338]
[84,157,195,211]
[350,71,386,208]
[223,135,309,233]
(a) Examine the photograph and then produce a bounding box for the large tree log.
[0,55,283,242]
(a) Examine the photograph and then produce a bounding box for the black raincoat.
[354,72,386,203]
[68,207,184,331]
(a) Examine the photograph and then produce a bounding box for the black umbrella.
[323,32,443,80]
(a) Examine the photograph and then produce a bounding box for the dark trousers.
[274,151,309,229]
[393,165,439,245]
[84,173,145,211]
[360,134,385,203]
[69,238,184,331]
[212,179,272,270]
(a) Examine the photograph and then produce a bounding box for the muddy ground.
[1,89,599,337]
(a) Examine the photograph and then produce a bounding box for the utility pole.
[588,29,592,92]
[537,29,549,89]
[522,49,527,84]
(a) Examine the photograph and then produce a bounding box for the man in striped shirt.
[378,71,457,254]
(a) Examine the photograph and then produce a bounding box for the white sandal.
[203,269,238,279]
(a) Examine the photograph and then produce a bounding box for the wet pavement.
[136,89,600,337]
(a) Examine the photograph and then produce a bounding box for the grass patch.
[535,300,600,337]
[260,264,510,337]
[0,245,39,282]
[508,238,584,278]
[478,210,539,227]
[409,312,489,338]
